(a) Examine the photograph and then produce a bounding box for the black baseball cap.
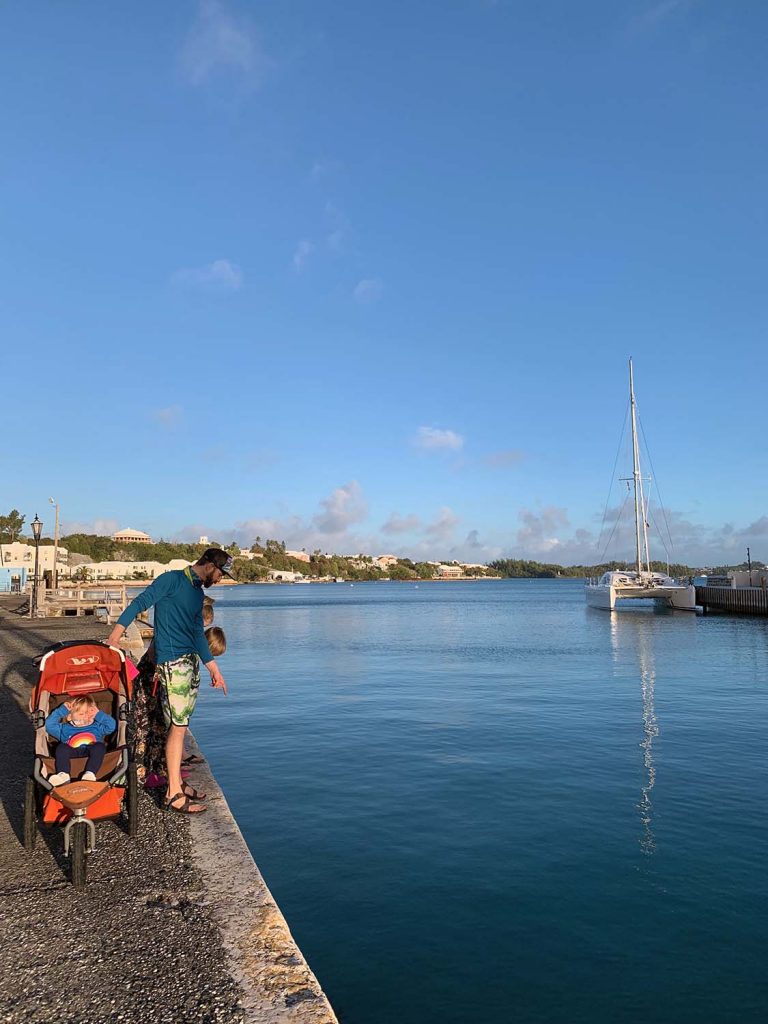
[200,548,235,579]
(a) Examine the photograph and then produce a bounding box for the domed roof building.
[112,528,152,545]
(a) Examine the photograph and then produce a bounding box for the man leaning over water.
[106,548,233,814]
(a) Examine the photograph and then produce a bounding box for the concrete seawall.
[184,731,338,1022]
[0,600,338,1024]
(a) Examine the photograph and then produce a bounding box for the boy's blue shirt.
[45,705,116,744]
[116,568,210,666]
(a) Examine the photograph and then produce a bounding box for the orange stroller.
[24,640,138,887]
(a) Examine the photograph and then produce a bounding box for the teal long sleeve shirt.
[117,569,210,666]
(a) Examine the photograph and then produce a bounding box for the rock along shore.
[0,599,338,1024]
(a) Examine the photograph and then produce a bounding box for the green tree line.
[488,558,697,578]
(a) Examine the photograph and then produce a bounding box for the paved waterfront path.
[0,601,338,1024]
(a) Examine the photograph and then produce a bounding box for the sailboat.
[584,360,696,612]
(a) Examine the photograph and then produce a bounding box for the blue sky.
[2,1,766,566]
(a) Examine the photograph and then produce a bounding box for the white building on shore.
[74,559,191,581]
[0,542,70,578]
[437,564,465,579]
[268,569,304,582]
[285,550,311,563]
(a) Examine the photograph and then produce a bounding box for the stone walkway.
[0,602,338,1024]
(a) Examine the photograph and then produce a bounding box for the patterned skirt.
[129,653,167,782]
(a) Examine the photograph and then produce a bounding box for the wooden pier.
[43,584,129,621]
[696,585,768,616]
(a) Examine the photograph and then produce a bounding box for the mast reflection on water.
[610,614,659,855]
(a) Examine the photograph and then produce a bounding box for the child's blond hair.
[66,694,97,723]
[69,694,97,713]
[205,626,226,657]
[202,604,214,627]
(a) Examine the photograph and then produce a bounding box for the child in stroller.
[25,640,138,888]
[46,694,116,787]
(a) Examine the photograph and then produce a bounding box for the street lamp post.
[49,497,60,590]
[30,514,43,618]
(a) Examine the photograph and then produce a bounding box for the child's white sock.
[81,771,97,782]
[49,772,70,787]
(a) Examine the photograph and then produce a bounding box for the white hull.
[585,583,696,612]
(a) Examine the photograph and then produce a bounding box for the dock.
[43,583,130,621]
[696,585,768,616]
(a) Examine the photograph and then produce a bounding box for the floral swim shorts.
[155,654,200,728]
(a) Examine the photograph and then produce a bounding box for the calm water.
[191,580,768,1024]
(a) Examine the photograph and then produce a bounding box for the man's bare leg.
[166,724,204,811]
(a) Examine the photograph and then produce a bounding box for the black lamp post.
[30,514,42,618]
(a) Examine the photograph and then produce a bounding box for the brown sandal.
[165,792,207,814]
[182,783,207,801]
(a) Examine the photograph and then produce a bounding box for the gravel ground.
[0,604,246,1024]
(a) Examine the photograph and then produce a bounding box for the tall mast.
[629,359,651,574]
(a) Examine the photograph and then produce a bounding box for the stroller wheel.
[71,824,87,889]
[23,777,37,852]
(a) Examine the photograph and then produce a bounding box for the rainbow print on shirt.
[68,732,97,748]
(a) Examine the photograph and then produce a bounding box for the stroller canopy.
[35,642,128,700]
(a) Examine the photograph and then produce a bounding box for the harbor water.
[190,580,768,1024]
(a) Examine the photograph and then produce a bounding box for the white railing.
[44,583,129,621]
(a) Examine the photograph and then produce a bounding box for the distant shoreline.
[112,576,509,586]
[91,575,593,588]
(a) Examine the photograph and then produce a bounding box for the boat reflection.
[610,614,659,855]
[636,631,658,855]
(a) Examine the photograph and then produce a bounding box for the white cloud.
[353,277,383,304]
[414,426,464,452]
[653,512,768,569]
[516,506,570,553]
[152,405,183,430]
[389,514,500,564]
[447,529,503,564]
[180,0,268,87]
[424,507,460,542]
[171,259,243,291]
[174,499,768,571]
[499,502,768,568]
[176,486,376,557]
[313,481,368,534]
[175,483,370,554]
[381,512,422,535]
[61,518,120,537]
[292,239,314,273]
[742,516,768,536]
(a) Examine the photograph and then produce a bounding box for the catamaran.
[584,360,696,612]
